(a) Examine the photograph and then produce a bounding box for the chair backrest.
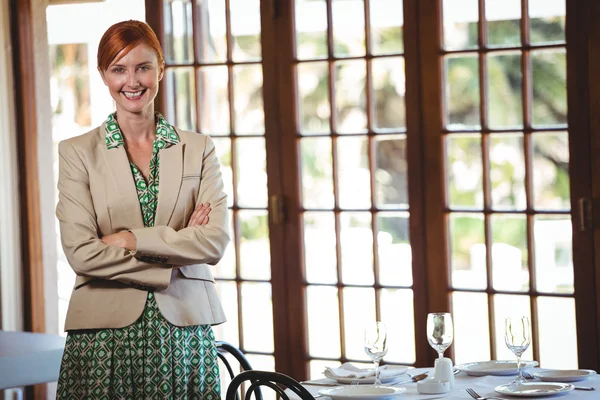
[216,341,254,380]
[216,341,262,400]
[225,370,316,400]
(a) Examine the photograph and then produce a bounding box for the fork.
[521,371,535,380]
[465,388,508,400]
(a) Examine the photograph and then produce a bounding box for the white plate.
[495,382,574,397]
[533,369,597,382]
[318,386,406,399]
[455,360,539,376]
[323,367,408,384]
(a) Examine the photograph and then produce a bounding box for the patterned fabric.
[105,112,179,227]
[57,293,220,400]
[57,113,220,399]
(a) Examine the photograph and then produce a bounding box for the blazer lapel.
[100,128,145,229]
[155,143,183,226]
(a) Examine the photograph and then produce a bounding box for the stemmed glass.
[364,321,388,386]
[426,313,454,359]
[505,316,531,385]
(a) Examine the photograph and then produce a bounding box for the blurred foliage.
[297,13,568,258]
[241,213,269,241]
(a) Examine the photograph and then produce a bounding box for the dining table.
[287,367,600,399]
[0,330,65,390]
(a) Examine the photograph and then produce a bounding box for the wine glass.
[364,321,388,386]
[505,316,531,385]
[427,312,454,359]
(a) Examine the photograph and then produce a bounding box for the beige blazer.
[56,122,229,331]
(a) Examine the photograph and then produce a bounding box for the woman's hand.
[101,231,137,251]
[188,203,211,227]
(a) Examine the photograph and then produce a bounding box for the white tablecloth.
[289,367,600,399]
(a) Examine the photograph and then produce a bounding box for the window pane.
[489,133,525,210]
[214,209,235,278]
[443,0,478,50]
[531,49,567,127]
[343,287,375,361]
[166,68,196,131]
[452,292,491,365]
[245,355,275,373]
[487,53,523,129]
[537,297,577,368]
[532,132,570,210]
[304,212,338,284]
[369,0,404,55]
[307,286,341,358]
[445,54,481,129]
[241,282,274,352]
[297,62,331,134]
[491,214,528,292]
[493,295,533,362]
[295,0,328,60]
[375,135,408,208]
[301,137,334,209]
[196,0,227,62]
[230,0,262,61]
[340,212,374,285]
[529,0,565,45]
[164,0,194,64]
[372,57,406,130]
[381,289,415,363]
[211,138,233,207]
[377,212,412,287]
[450,213,486,290]
[338,136,370,209]
[236,138,268,208]
[233,64,265,134]
[198,66,230,135]
[534,215,573,294]
[239,210,270,280]
[332,0,366,57]
[446,134,483,209]
[485,0,521,47]
[334,60,367,133]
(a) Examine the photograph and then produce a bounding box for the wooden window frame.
[144,0,600,378]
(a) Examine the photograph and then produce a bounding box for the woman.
[55,20,229,399]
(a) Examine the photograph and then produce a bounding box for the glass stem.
[438,351,443,359]
[374,359,381,386]
[516,354,522,382]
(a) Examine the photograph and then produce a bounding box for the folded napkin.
[324,362,405,380]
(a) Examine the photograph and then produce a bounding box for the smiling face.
[99,43,164,116]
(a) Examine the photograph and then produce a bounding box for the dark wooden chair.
[216,341,254,379]
[216,341,262,400]
[225,370,316,400]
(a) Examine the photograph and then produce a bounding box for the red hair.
[97,20,164,71]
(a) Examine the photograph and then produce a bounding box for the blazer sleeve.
[56,140,172,290]
[129,135,230,265]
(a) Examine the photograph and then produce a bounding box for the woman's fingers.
[188,203,211,226]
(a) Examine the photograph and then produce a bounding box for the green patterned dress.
[57,113,220,400]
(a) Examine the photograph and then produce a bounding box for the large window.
[153,0,597,377]
[439,0,573,368]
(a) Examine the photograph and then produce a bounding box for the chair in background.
[216,341,262,400]
[216,341,254,380]
[225,370,316,400]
